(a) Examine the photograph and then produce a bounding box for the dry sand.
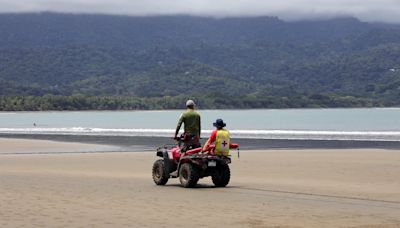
[1,138,400,227]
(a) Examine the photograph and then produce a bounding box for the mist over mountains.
[0,13,400,109]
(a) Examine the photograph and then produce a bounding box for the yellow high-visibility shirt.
[215,129,230,156]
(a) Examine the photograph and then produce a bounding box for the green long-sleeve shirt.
[175,109,201,138]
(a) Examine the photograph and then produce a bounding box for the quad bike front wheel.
[152,159,169,185]
[179,163,200,188]
[212,164,230,187]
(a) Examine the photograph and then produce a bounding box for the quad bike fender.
[218,156,231,165]
[162,150,172,174]
[156,148,175,174]
[156,147,180,161]
[156,147,167,157]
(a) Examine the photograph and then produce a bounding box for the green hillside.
[0,13,399,110]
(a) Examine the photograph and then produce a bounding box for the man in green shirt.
[174,100,201,152]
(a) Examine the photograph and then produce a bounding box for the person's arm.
[203,130,217,151]
[174,114,184,138]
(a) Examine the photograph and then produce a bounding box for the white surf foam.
[1,127,400,141]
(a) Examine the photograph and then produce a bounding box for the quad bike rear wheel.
[179,163,199,188]
[212,164,230,187]
[152,159,169,185]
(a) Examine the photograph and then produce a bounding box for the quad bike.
[152,137,239,188]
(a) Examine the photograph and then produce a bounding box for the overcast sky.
[1,0,400,23]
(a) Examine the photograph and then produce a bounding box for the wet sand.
[4,134,400,151]
[1,138,400,227]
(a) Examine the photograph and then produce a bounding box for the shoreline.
[2,134,400,152]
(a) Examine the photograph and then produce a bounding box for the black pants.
[181,137,200,152]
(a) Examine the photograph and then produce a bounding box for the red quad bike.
[152,138,239,188]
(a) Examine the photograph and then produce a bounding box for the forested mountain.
[0,13,399,110]
[0,13,371,48]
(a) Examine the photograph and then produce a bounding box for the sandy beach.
[1,138,400,227]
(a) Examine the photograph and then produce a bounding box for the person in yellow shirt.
[203,119,230,156]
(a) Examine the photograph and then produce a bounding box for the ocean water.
[1,108,400,141]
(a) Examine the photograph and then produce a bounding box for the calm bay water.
[1,108,400,141]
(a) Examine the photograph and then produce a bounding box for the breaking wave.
[1,127,400,141]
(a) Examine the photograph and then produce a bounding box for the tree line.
[0,93,386,111]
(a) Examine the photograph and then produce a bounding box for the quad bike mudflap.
[152,141,239,188]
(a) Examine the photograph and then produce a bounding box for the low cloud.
[0,0,400,23]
